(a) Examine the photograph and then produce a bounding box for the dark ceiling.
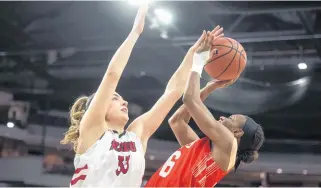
[0,1,321,146]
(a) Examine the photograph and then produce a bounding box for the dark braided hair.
[234,117,264,171]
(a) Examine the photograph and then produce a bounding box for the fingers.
[136,3,149,18]
[206,78,236,89]
[204,31,208,43]
[198,32,208,52]
[210,25,224,41]
[205,82,214,88]
[210,25,220,35]
[213,27,224,37]
[206,31,213,48]
[134,3,148,23]
[132,4,149,34]
[216,33,224,39]
[211,25,223,34]
[208,26,224,46]
[222,79,235,87]
[214,79,234,87]
[139,3,149,12]
[195,30,206,47]
[200,30,207,42]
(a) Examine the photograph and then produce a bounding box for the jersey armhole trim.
[75,131,106,157]
[209,138,213,149]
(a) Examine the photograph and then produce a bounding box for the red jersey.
[145,137,229,187]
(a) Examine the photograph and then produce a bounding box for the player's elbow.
[162,89,183,103]
[182,93,191,104]
[168,114,180,127]
[166,82,185,94]
[182,93,197,107]
[105,70,121,81]
[168,116,175,126]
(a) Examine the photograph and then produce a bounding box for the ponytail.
[60,96,88,152]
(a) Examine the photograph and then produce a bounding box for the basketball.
[204,37,247,80]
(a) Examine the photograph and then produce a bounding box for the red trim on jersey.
[70,175,87,185]
[74,164,88,174]
[70,164,89,186]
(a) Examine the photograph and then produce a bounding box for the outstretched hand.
[209,25,224,56]
[198,26,224,54]
[189,30,207,53]
[190,25,224,53]
[195,31,212,53]
[131,4,148,35]
[210,25,224,44]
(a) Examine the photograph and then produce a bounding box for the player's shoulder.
[191,137,211,145]
[181,137,210,149]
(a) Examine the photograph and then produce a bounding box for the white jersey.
[70,130,145,187]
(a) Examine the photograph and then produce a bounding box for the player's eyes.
[112,97,118,101]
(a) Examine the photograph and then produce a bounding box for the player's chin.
[220,121,228,128]
[121,114,129,122]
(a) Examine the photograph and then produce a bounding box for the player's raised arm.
[80,5,148,131]
[128,27,223,148]
[128,26,224,150]
[127,31,205,146]
[182,31,240,171]
[169,81,220,146]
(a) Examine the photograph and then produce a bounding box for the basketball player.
[60,4,224,187]
[145,37,264,187]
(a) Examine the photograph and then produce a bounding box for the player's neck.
[106,122,125,134]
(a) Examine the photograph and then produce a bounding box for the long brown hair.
[60,96,88,151]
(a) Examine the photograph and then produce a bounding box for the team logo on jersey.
[109,139,137,152]
[116,155,131,176]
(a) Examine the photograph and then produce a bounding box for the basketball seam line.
[237,49,245,76]
[215,38,239,79]
[205,44,234,66]
[206,38,234,79]
[205,39,247,79]
[212,44,247,60]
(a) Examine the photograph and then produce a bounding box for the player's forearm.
[170,85,216,124]
[183,71,201,105]
[106,32,140,77]
[82,32,141,123]
[180,84,216,121]
[165,49,195,94]
[200,83,218,100]
[170,122,199,146]
[183,50,209,104]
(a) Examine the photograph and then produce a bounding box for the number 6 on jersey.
[159,151,181,177]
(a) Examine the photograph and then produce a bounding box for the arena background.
[0,1,321,187]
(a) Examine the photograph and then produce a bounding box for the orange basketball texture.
[204,37,247,80]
